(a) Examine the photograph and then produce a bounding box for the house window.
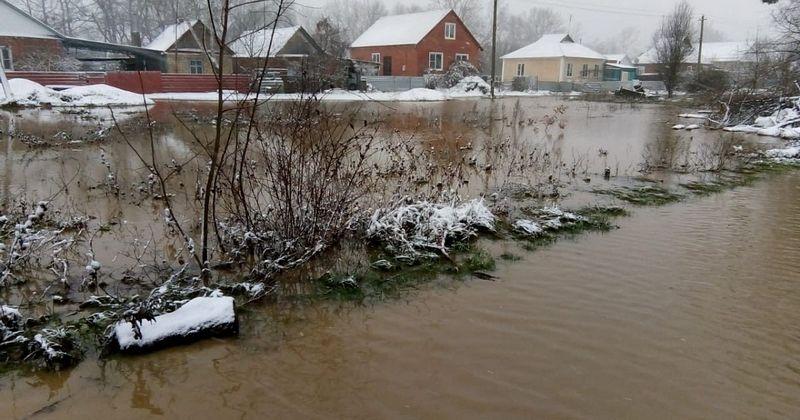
[371,53,381,63]
[189,59,203,74]
[566,63,573,77]
[581,64,589,77]
[0,47,12,71]
[516,63,525,77]
[445,23,456,40]
[455,53,469,62]
[593,64,599,79]
[429,52,443,71]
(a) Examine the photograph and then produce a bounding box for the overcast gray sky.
[295,0,779,49]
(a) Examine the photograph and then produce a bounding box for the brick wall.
[0,37,62,70]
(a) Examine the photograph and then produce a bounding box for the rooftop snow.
[230,26,301,58]
[637,42,753,64]
[0,0,62,38]
[501,34,606,60]
[146,20,198,51]
[351,9,451,48]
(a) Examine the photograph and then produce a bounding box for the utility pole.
[490,0,498,99]
[697,15,705,75]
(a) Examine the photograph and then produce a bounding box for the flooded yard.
[1,97,799,418]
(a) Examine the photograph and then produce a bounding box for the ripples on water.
[3,169,799,419]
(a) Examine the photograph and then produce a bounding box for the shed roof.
[351,9,452,48]
[501,34,605,60]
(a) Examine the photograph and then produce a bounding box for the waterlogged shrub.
[366,199,495,261]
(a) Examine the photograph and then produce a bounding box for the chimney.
[131,32,142,47]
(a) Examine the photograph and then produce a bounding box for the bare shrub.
[217,98,381,276]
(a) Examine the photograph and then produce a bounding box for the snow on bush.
[449,76,491,97]
[513,219,544,236]
[28,327,81,369]
[724,97,800,139]
[113,296,237,352]
[0,78,153,107]
[514,207,588,236]
[366,199,495,259]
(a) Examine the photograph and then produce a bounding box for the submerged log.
[111,296,238,354]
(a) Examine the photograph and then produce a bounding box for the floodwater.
[2,97,799,418]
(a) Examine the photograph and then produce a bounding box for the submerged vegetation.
[1,93,798,373]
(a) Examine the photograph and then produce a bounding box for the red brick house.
[349,9,482,76]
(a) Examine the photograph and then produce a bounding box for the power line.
[531,0,667,18]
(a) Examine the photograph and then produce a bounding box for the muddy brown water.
[1,98,799,418]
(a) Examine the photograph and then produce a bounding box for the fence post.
[0,62,11,100]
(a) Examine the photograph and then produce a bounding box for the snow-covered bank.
[0,79,153,107]
[145,87,577,103]
[723,97,800,139]
[113,296,237,353]
[765,142,800,161]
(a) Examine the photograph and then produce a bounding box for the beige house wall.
[165,52,234,74]
[502,57,606,83]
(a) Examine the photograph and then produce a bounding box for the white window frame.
[455,53,469,62]
[516,63,525,77]
[189,59,203,74]
[593,64,599,79]
[371,52,381,63]
[566,63,573,77]
[445,23,456,40]
[0,46,12,71]
[429,52,444,71]
[581,64,589,77]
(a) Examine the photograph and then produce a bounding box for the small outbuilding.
[501,34,606,83]
[349,9,482,76]
[230,26,325,75]
[603,54,638,81]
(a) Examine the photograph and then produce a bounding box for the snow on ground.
[146,87,578,103]
[679,113,710,119]
[145,91,251,102]
[1,79,153,107]
[113,296,236,351]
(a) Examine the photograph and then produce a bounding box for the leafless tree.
[652,1,695,97]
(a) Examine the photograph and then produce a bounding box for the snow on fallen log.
[112,296,238,353]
